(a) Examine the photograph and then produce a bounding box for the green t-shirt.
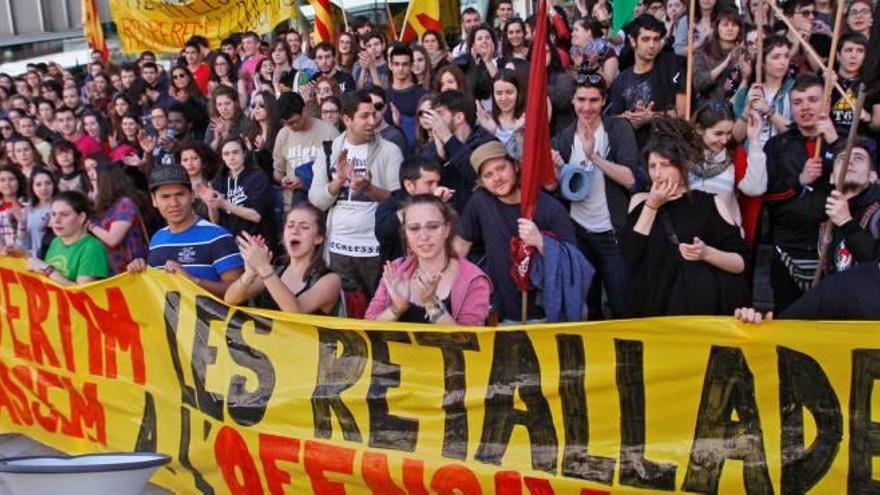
[44,234,109,282]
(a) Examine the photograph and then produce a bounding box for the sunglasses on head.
[575,72,604,86]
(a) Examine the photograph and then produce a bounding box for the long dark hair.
[501,18,529,59]
[692,99,736,152]
[0,164,26,201]
[170,65,201,99]
[27,166,57,206]
[247,90,280,154]
[93,163,147,216]
[218,137,251,175]
[286,203,330,281]
[704,6,743,58]
[210,85,245,127]
[491,69,525,122]
[643,116,702,187]
[209,51,238,84]
[174,140,219,180]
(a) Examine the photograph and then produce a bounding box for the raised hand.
[645,179,684,209]
[383,262,410,313]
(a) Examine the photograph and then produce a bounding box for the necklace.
[415,256,451,279]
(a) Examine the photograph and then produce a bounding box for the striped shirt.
[147,218,243,281]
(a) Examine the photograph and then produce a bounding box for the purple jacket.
[366,256,492,325]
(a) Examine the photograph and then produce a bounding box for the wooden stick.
[385,0,398,40]
[766,0,855,108]
[813,0,846,158]
[521,291,528,324]
[340,0,350,33]
[398,0,415,42]
[685,0,696,119]
[755,7,764,84]
[812,84,868,286]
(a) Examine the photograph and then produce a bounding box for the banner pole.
[521,291,527,324]
[755,7,764,85]
[685,0,696,120]
[813,0,846,158]
[398,0,416,41]
[812,84,868,286]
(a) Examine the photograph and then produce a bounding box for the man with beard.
[822,138,880,275]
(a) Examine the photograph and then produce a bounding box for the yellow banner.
[0,256,877,494]
[109,0,298,54]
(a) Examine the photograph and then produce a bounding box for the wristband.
[42,265,55,277]
[260,271,276,281]
[643,203,658,211]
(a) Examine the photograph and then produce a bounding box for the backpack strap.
[860,201,880,236]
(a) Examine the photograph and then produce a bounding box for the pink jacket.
[366,256,492,326]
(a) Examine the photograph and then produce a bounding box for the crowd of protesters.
[0,0,878,324]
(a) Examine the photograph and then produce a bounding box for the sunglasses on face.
[374,102,385,111]
[795,8,816,17]
[251,101,265,109]
[172,73,188,79]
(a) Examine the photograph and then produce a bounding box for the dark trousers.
[575,226,631,319]
[329,253,381,297]
[770,254,805,314]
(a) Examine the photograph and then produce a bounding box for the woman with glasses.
[244,90,279,177]
[208,52,247,108]
[367,194,491,325]
[206,85,253,151]
[168,65,208,138]
[847,0,874,39]
[0,118,15,142]
[624,117,750,317]
[319,96,344,131]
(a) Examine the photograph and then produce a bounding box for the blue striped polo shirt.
[147,218,243,281]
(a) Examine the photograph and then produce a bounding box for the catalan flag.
[83,0,109,62]
[310,0,336,43]
[401,0,442,43]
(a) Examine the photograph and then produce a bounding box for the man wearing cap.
[127,166,244,298]
[453,140,576,323]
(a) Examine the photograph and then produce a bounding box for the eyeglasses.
[404,222,444,235]
[322,108,340,115]
[576,72,604,86]
[172,73,189,80]
[794,8,816,17]
[848,8,871,17]
[251,102,265,109]
[0,126,11,132]
[374,102,385,111]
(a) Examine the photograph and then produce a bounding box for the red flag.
[510,0,553,293]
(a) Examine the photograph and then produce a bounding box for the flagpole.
[755,7,764,85]
[340,0,350,33]
[385,0,399,40]
[398,0,416,41]
[812,0,846,159]
[684,0,696,120]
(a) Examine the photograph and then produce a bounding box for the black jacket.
[375,189,407,263]
[421,125,496,213]
[763,126,838,255]
[551,116,639,234]
[828,183,880,274]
